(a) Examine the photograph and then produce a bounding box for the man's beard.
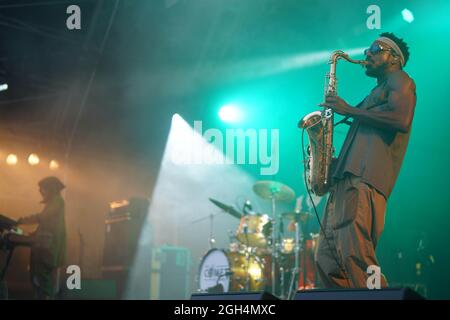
[365,62,388,78]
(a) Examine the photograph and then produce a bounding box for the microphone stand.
[242,209,251,291]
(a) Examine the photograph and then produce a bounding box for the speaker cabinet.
[102,198,150,269]
[150,246,191,300]
[102,197,150,299]
[191,291,279,300]
[294,288,424,300]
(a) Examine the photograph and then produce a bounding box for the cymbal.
[208,198,242,219]
[281,211,314,223]
[252,180,295,202]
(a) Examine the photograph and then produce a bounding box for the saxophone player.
[315,32,416,288]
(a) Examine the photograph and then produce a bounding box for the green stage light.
[219,104,242,123]
[402,9,414,23]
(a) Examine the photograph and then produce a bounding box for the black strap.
[334,97,367,127]
[334,96,387,127]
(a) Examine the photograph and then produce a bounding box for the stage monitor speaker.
[191,291,279,300]
[294,288,424,300]
[60,279,117,300]
[150,246,191,300]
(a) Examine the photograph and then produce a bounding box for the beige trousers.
[315,173,388,288]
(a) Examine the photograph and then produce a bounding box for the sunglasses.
[364,42,396,56]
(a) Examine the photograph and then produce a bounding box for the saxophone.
[298,50,367,196]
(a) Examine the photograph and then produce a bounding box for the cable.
[301,126,352,288]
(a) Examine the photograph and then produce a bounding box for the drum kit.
[196,180,318,299]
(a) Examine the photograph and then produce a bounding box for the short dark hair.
[379,32,410,67]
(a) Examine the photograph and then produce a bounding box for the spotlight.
[49,160,59,170]
[0,83,7,92]
[28,153,40,166]
[402,9,414,23]
[6,154,18,165]
[219,104,243,123]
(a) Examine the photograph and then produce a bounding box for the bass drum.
[198,249,266,293]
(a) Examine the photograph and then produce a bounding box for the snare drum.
[198,249,266,292]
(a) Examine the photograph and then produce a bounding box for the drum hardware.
[200,186,319,299]
[191,212,221,249]
[287,220,301,300]
[283,209,317,298]
[244,243,251,291]
[282,211,314,223]
[195,198,243,250]
[279,265,285,299]
[252,180,295,296]
[241,224,251,292]
[242,200,254,215]
[236,213,270,248]
[208,198,242,219]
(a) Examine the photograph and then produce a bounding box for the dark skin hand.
[319,95,353,116]
[319,41,416,133]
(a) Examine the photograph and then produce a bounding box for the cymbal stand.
[287,221,300,300]
[209,213,216,249]
[278,219,285,299]
[243,222,251,291]
[270,193,278,296]
[191,212,218,249]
